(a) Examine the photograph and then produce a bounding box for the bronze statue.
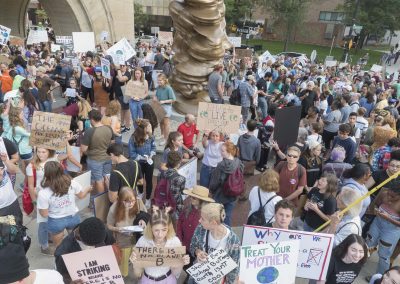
[169,0,231,114]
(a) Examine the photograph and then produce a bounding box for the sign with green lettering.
[197,102,241,134]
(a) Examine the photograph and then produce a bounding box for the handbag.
[22,164,36,215]
[121,83,130,104]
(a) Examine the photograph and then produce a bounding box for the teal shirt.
[155,85,176,102]
[1,114,32,155]
[12,75,25,90]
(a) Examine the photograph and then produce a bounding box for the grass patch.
[247,39,384,68]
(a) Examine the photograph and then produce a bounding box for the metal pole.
[329,35,335,56]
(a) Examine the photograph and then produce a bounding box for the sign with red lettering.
[133,246,186,268]
[30,111,71,150]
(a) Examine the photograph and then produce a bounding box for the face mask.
[77,240,95,250]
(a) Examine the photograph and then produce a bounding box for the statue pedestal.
[173,91,210,115]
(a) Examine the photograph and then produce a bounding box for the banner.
[106,38,136,63]
[56,35,73,45]
[73,171,91,211]
[124,80,147,99]
[158,31,173,45]
[27,30,48,45]
[187,249,237,284]
[62,245,124,284]
[178,157,197,189]
[242,225,334,280]
[239,241,299,284]
[0,25,11,45]
[133,246,186,268]
[72,32,95,53]
[228,37,242,48]
[30,111,71,150]
[197,102,241,134]
[100,58,111,79]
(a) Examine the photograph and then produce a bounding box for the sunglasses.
[287,154,299,159]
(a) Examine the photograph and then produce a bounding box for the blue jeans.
[39,100,52,112]
[48,214,80,234]
[366,215,400,274]
[258,97,268,120]
[38,222,48,248]
[129,99,143,123]
[214,195,235,226]
[199,164,214,188]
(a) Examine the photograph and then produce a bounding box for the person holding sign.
[130,209,190,283]
[189,203,240,284]
[129,67,148,123]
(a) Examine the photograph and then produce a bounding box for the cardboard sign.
[72,32,95,53]
[0,25,11,45]
[149,101,167,122]
[235,49,252,59]
[94,191,110,223]
[134,246,186,267]
[51,44,62,53]
[242,225,334,280]
[56,35,73,45]
[73,171,91,211]
[158,31,173,45]
[178,157,197,189]
[124,80,148,99]
[62,245,124,284]
[197,102,241,134]
[27,30,48,45]
[273,106,301,150]
[187,249,238,284]
[228,37,242,48]
[240,241,299,284]
[370,64,383,73]
[66,145,81,172]
[100,58,111,79]
[30,112,71,150]
[106,38,136,63]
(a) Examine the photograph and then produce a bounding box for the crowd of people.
[0,34,400,284]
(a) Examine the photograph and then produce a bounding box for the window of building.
[146,6,152,14]
[319,11,344,22]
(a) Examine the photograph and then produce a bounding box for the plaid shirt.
[159,168,185,219]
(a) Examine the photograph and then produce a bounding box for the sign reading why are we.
[187,249,237,284]
[197,102,241,134]
[239,241,299,284]
[62,245,124,284]
[134,246,186,268]
[30,111,71,150]
[242,225,333,281]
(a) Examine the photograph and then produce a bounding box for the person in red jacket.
[177,114,201,157]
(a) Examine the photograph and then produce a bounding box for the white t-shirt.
[206,225,230,253]
[0,171,17,209]
[32,269,64,284]
[202,141,223,167]
[248,187,282,223]
[37,180,82,218]
[307,133,322,145]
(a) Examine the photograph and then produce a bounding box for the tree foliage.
[134,3,149,31]
[224,0,255,25]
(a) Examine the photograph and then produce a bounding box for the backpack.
[247,188,278,226]
[222,166,245,197]
[229,88,241,106]
[152,173,178,210]
[113,161,139,194]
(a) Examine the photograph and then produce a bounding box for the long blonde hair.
[78,99,92,119]
[9,106,24,136]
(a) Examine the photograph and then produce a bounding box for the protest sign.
[274,106,301,150]
[72,32,95,53]
[62,245,124,284]
[187,249,237,284]
[63,43,75,59]
[149,101,167,123]
[100,31,109,41]
[73,171,91,211]
[56,35,73,45]
[134,246,186,268]
[178,157,197,189]
[370,64,383,73]
[100,58,111,79]
[66,145,81,172]
[0,55,10,65]
[158,31,173,45]
[0,138,8,160]
[94,191,110,223]
[235,49,252,59]
[106,38,136,63]
[228,37,242,48]
[240,241,299,284]
[124,80,148,99]
[324,60,337,67]
[242,225,333,280]
[51,44,62,53]
[0,25,11,45]
[338,62,349,69]
[30,112,71,150]
[9,36,24,46]
[27,30,48,45]
[197,102,241,134]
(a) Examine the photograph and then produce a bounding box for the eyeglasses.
[123,199,136,204]
[287,154,299,159]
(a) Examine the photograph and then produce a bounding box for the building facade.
[136,0,173,33]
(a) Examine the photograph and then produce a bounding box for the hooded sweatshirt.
[209,157,244,204]
[237,133,261,163]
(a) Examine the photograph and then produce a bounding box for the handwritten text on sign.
[134,246,186,267]
[197,102,241,134]
[30,111,71,150]
[242,225,333,281]
[239,241,299,284]
[62,245,124,284]
[187,249,237,284]
[124,81,148,99]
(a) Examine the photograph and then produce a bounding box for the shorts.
[86,158,112,182]
[48,214,80,234]
[20,152,33,161]
[117,95,130,110]
[162,104,172,118]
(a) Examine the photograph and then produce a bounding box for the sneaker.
[145,199,151,209]
[41,247,54,256]
[159,139,166,146]
[121,127,130,134]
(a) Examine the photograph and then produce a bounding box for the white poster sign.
[100,58,111,79]
[100,31,109,41]
[187,249,237,284]
[66,146,81,172]
[158,31,173,45]
[72,32,95,53]
[228,37,242,48]
[257,50,276,77]
[324,60,337,67]
[177,157,197,189]
[27,30,49,45]
[56,36,73,45]
[0,25,11,45]
[239,241,299,284]
[106,38,135,63]
[242,225,334,281]
[370,64,383,73]
[51,44,62,53]
[73,171,91,211]
[0,137,8,160]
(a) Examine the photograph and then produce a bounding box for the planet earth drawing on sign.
[103,65,109,73]
[115,50,124,55]
[257,266,279,284]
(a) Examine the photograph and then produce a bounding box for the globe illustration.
[257,266,279,284]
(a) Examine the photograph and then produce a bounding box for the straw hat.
[183,185,215,202]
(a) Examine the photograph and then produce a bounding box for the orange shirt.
[0,70,13,94]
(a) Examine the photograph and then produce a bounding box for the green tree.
[224,0,255,26]
[134,3,149,32]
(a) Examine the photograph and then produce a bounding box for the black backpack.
[229,88,241,106]
[247,188,278,226]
